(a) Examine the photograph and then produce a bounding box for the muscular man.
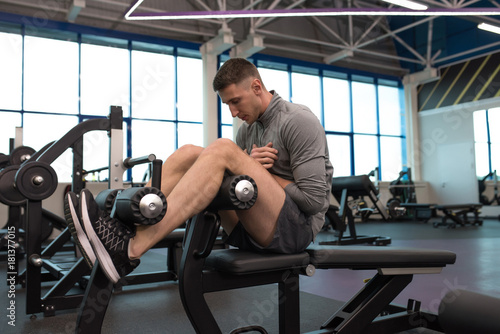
[65,58,333,283]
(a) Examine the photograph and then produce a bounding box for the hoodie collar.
[257,91,282,128]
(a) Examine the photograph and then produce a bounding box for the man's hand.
[246,142,278,169]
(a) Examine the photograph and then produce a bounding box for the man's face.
[218,78,262,125]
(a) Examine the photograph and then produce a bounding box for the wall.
[418,97,500,205]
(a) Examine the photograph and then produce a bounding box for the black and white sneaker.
[64,191,96,269]
[80,189,140,284]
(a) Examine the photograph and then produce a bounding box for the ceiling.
[1,0,500,78]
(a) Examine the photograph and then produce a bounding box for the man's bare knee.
[177,144,203,157]
[202,138,242,160]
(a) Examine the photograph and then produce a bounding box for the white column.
[200,26,235,147]
[229,33,265,141]
[402,67,439,181]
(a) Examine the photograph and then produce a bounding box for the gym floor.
[1,215,499,334]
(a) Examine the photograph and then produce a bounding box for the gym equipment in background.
[322,175,391,246]
[478,170,499,206]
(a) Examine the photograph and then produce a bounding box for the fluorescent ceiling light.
[478,23,500,35]
[382,0,428,10]
[125,0,500,20]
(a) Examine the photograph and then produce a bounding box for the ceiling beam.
[309,16,349,46]
[67,0,85,23]
[434,39,500,64]
[254,0,307,29]
[230,33,265,58]
[426,20,434,66]
[257,28,423,65]
[324,50,354,64]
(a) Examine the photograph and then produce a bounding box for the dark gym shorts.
[223,193,313,254]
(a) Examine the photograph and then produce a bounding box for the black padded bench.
[331,175,388,221]
[322,175,391,246]
[433,203,483,228]
[180,211,456,334]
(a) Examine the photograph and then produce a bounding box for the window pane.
[82,130,110,183]
[488,108,500,144]
[0,32,22,110]
[24,36,79,114]
[380,136,402,180]
[475,142,489,177]
[489,108,499,182]
[23,114,79,182]
[131,120,176,182]
[326,134,351,177]
[0,112,22,153]
[221,103,233,125]
[178,123,203,147]
[259,67,290,101]
[354,134,378,175]
[221,124,233,140]
[131,50,175,120]
[323,77,350,132]
[81,43,130,116]
[352,81,377,134]
[178,57,203,122]
[473,110,487,142]
[491,143,499,174]
[291,72,322,122]
[378,85,402,136]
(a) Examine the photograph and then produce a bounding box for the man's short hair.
[212,58,263,92]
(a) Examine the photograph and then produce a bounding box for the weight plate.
[15,161,58,201]
[0,153,10,169]
[9,146,36,166]
[0,165,26,206]
[40,216,54,241]
[387,198,401,219]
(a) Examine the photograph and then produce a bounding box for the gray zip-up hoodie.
[236,91,333,238]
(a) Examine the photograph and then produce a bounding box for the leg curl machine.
[75,173,457,334]
[2,106,184,317]
[1,109,124,317]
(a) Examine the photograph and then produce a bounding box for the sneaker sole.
[65,193,96,268]
[81,191,121,284]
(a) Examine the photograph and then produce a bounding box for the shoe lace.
[97,216,134,249]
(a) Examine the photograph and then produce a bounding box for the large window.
[325,75,404,180]
[0,23,203,183]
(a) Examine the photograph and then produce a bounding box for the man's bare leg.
[146,144,203,197]
[129,138,286,259]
